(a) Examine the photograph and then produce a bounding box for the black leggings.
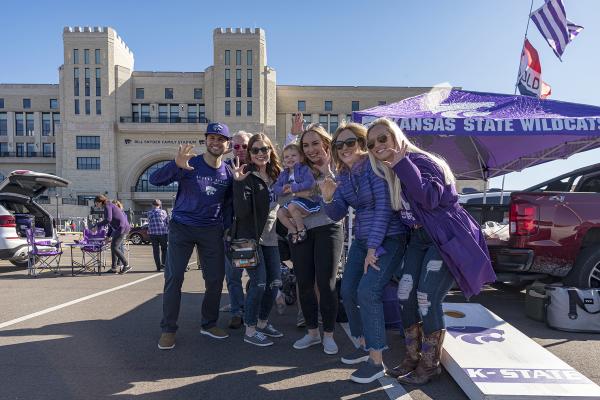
[111,233,128,268]
[291,223,344,332]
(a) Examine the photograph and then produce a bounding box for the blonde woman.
[366,117,495,385]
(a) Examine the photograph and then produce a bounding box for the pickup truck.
[466,163,600,289]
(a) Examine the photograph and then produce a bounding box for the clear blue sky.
[1,0,598,189]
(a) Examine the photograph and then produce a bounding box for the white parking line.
[339,322,413,400]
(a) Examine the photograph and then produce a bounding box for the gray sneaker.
[341,347,370,365]
[293,334,322,350]
[256,324,283,338]
[322,336,339,355]
[350,359,385,384]
[244,331,274,347]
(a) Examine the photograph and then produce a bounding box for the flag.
[518,39,551,99]
[530,0,584,60]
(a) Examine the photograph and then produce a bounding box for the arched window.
[134,161,178,192]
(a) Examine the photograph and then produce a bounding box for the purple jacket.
[273,163,316,197]
[392,153,496,298]
[97,202,130,238]
[323,157,407,254]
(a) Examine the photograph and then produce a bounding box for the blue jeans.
[244,245,282,327]
[341,235,407,352]
[224,246,244,316]
[398,227,455,335]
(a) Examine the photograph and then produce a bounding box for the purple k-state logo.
[447,326,505,345]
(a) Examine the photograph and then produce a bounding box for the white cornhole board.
[441,303,600,400]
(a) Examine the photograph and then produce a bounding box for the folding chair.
[25,228,63,277]
[74,228,109,276]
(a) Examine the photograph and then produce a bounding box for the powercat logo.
[430,102,495,118]
[447,326,505,345]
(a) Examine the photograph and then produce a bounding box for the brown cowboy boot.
[386,322,423,378]
[397,329,445,385]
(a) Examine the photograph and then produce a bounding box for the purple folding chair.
[25,228,63,277]
[74,228,109,275]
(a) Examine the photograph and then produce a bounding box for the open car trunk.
[0,194,55,239]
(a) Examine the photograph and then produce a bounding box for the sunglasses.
[250,146,271,155]
[233,144,248,150]
[367,134,389,150]
[333,138,359,151]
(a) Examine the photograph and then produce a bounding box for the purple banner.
[465,368,589,384]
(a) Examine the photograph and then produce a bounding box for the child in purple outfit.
[273,143,320,244]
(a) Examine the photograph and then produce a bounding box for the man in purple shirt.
[147,199,169,272]
[152,123,233,350]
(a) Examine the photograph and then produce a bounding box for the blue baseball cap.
[206,122,231,139]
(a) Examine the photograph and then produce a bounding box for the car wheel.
[9,259,29,269]
[130,233,143,245]
[563,246,600,288]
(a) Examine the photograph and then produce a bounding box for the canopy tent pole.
[469,136,489,204]
[500,175,506,205]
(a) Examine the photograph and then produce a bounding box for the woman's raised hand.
[291,113,304,136]
[318,176,337,203]
[382,141,408,169]
[175,144,197,170]
[232,157,250,181]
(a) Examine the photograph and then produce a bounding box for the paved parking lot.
[0,245,598,400]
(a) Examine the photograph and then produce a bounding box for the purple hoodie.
[392,152,496,298]
[96,202,130,238]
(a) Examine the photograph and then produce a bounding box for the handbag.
[230,179,260,270]
[545,285,600,333]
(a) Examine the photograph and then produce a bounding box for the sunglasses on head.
[333,138,360,151]
[367,134,389,150]
[250,146,271,155]
[233,144,248,150]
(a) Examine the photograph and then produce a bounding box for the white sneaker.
[293,334,321,350]
[322,336,338,355]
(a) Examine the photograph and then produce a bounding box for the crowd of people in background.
[90,116,494,386]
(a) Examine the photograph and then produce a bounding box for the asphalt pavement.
[0,245,598,400]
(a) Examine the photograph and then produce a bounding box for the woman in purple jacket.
[94,194,131,274]
[366,117,496,385]
[320,121,407,384]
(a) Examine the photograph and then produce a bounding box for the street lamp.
[55,192,59,230]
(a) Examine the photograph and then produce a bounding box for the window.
[15,113,24,135]
[23,99,31,109]
[42,113,51,136]
[50,99,59,109]
[141,104,150,122]
[324,101,332,111]
[74,68,79,96]
[74,99,80,115]
[27,143,36,157]
[158,104,168,122]
[319,114,328,130]
[77,157,100,170]
[225,50,230,65]
[188,104,197,122]
[303,114,312,125]
[0,142,8,156]
[73,49,79,64]
[199,105,206,122]
[16,143,24,157]
[330,115,339,133]
[42,143,56,157]
[247,69,252,97]
[298,100,306,112]
[236,69,241,97]
[95,68,101,96]
[225,101,231,116]
[77,195,96,206]
[25,113,34,136]
[225,69,230,97]
[170,104,179,123]
[0,98,3,108]
[52,113,60,133]
[236,101,241,116]
[95,49,100,64]
[378,100,386,106]
[135,88,144,99]
[76,136,100,149]
[132,104,139,122]
[351,101,360,111]
[247,101,252,116]
[96,100,101,115]
[0,113,6,135]
[84,49,90,64]
[84,68,90,96]
[165,88,173,99]
[85,100,90,115]
[134,160,179,192]
[236,50,242,65]
[194,88,203,99]
[579,176,600,193]
[247,50,253,65]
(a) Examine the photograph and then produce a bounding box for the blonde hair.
[112,199,124,210]
[299,123,333,176]
[330,121,368,173]
[367,117,456,210]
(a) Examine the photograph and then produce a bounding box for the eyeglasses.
[233,144,248,150]
[250,146,271,155]
[333,138,359,151]
[367,134,389,150]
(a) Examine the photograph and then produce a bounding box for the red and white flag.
[517,39,551,99]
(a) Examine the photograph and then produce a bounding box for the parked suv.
[0,170,69,268]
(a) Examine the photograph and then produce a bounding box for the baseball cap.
[206,122,231,139]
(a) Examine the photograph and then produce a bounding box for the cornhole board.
[441,303,600,400]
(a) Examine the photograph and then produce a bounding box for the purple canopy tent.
[352,88,600,181]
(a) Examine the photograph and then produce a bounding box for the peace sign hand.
[175,144,197,171]
[291,113,304,136]
[382,141,408,169]
[232,157,250,181]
